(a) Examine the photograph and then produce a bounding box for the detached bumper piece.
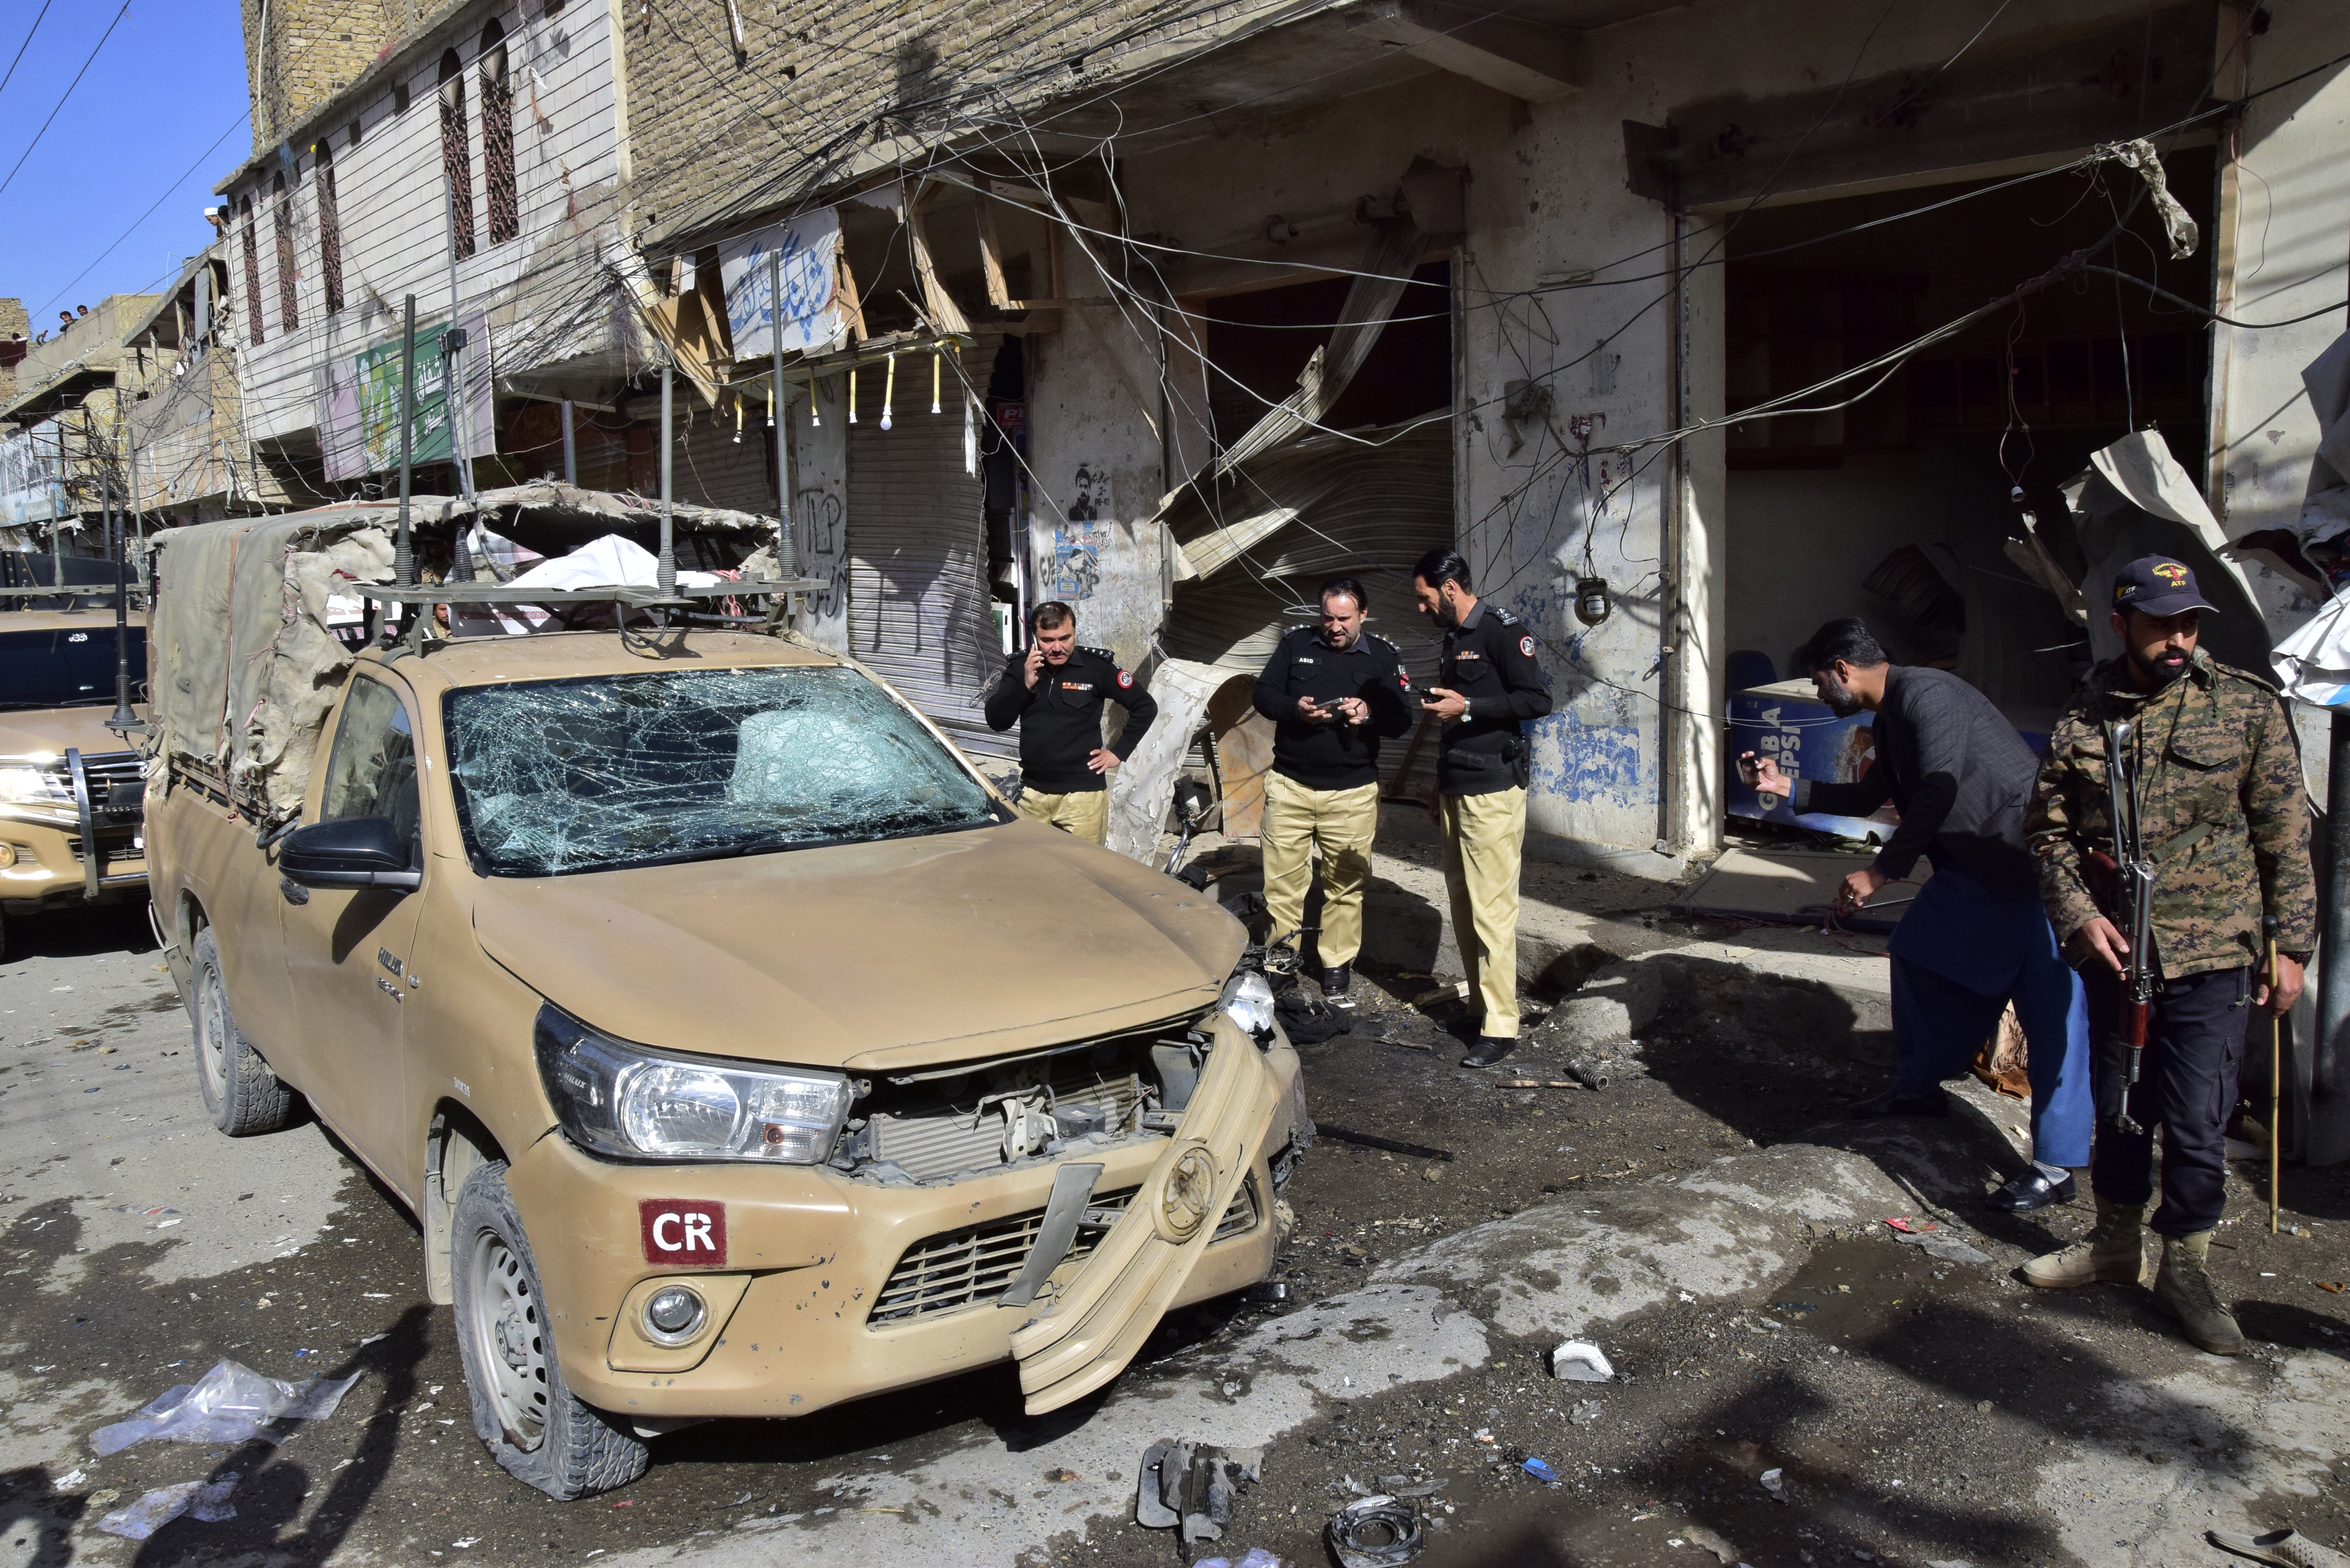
[1010,1027,1273,1414]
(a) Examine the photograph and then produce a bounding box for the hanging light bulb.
[880,352,896,431]
[1574,576,1612,627]
[732,394,743,444]
[848,365,857,424]
[766,383,775,430]
[931,348,943,415]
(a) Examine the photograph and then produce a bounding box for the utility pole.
[560,397,577,485]
[658,362,676,601]
[396,296,417,591]
[443,181,476,500]
[768,244,798,609]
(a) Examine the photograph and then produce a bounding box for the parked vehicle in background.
[142,504,1309,1499]
[0,605,148,953]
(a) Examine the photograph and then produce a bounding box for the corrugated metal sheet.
[846,339,1013,765]
[1161,419,1453,797]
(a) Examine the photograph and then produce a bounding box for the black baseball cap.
[2111,555,2217,617]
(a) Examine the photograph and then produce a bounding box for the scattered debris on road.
[1326,1494,1423,1566]
[95,1473,239,1540]
[91,1359,362,1454]
[1549,1340,1615,1381]
[1137,1440,1262,1555]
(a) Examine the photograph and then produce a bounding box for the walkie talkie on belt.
[2089,718,2156,1134]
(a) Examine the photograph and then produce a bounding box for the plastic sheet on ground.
[90,1360,362,1455]
[95,1474,238,1540]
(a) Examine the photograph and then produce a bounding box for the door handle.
[279,877,309,906]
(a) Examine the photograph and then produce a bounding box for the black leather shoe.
[1987,1168,2077,1213]
[1462,1036,1516,1069]
[1845,1087,1949,1119]
[1321,963,1353,1004]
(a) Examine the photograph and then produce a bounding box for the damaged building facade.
[212,0,2350,868]
[616,0,2350,868]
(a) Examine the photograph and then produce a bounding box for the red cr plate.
[639,1199,728,1267]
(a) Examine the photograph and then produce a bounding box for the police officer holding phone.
[983,601,1156,845]
[1412,548,1552,1068]
[1253,577,1413,1002]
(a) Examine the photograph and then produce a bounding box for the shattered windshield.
[443,665,999,877]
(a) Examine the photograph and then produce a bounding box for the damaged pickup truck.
[144,502,1309,1497]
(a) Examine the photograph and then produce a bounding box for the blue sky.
[0,0,252,327]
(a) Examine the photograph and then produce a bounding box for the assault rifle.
[2092,719,2156,1134]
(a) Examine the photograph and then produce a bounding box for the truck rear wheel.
[451,1161,649,1499]
[191,929,296,1135]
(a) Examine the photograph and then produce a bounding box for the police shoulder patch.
[1117,668,1134,688]
[1518,635,1537,659]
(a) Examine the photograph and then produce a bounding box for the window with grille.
[437,50,475,260]
[316,142,344,315]
[240,195,263,345]
[272,172,299,331]
[480,21,517,245]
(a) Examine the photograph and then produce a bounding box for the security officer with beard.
[984,601,1156,845]
[2021,556,2312,1356]
[1412,548,1552,1068]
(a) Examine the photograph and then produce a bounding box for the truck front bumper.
[506,1030,1306,1423]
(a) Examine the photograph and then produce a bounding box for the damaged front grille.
[834,1018,1209,1186]
[871,1187,1137,1324]
[871,1176,1265,1326]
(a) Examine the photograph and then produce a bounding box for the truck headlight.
[0,765,68,806]
[533,1003,850,1163]
[1219,969,1278,1042]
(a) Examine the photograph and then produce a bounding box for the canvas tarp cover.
[151,511,395,824]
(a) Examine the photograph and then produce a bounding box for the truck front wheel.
[191,929,296,1135]
[451,1160,649,1499]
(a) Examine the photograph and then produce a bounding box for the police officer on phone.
[1412,548,1551,1068]
[1253,576,1414,1003]
[983,601,1156,845]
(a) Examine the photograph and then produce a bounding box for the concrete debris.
[1760,1467,1787,1500]
[1549,1341,1615,1382]
[1683,1522,1740,1563]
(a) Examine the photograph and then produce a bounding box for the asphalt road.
[4,900,2350,1568]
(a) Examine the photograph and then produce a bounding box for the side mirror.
[279,817,420,892]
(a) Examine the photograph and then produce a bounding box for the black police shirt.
[983,645,1157,793]
[1251,625,1414,790]
[1434,601,1553,795]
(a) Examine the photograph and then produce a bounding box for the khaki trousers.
[1440,786,1527,1037]
[1018,787,1109,845]
[1261,773,1380,967]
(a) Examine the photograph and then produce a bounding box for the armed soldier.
[2021,557,2313,1355]
[983,602,1156,845]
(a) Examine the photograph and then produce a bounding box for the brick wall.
[621,0,1299,242]
[240,0,411,147]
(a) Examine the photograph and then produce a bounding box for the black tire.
[191,928,297,1136]
[451,1161,648,1500]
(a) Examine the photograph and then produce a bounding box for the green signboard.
[356,323,456,474]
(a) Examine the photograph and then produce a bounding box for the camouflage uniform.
[2029,648,2316,972]
[2025,647,2314,1237]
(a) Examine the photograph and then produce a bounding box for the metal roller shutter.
[845,338,1015,767]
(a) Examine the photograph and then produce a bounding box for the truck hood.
[470,820,1244,1071]
[0,705,144,760]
